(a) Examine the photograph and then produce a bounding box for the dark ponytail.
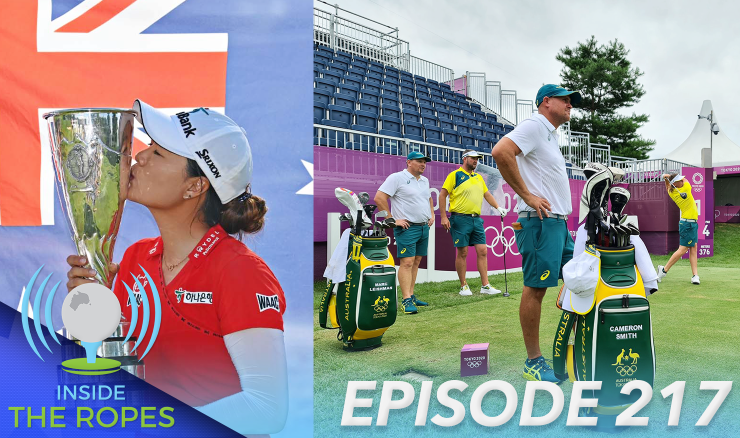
[186,159,267,235]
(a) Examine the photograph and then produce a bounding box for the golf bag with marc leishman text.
[318,188,398,351]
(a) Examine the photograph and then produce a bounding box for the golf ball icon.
[61,283,122,375]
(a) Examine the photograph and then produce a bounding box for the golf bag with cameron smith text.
[552,165,656,417]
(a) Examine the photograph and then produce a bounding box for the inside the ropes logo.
[21,266,162,375]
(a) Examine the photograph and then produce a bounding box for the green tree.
[557,36,655,159]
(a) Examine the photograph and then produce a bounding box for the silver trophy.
[45,108,143,378]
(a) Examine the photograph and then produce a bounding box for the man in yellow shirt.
[439,150,504,296]
[657,173,700,284]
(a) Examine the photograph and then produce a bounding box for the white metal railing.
[314,5,410,68]
[486,81,502,115]
[466,72,487,107]
[408,55,454,85]
[500,90,517,125]
[313,124,496,167]
[609,158,690,183]
[516,100,534,125]
[589,143,610,164]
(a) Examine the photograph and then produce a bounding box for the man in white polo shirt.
[492,84,581,383]
[374,152,435,315]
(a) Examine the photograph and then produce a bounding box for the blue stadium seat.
[323,70,342,84]
[487,113,498,122]
[473,110,485,119]
[416,84,429,93]
[335,50,352,63]
[379,116,402,136]
[321,104,353,128]
[419,103,435,116]
[440,82,452,91]
[454,92,466,100]
[317,46,333,57]
[422,115,439,127]
[314,53,332,65]
[368,64,384,75]
[314,66,322,78]
[413,74,427,85]
[429,89,443,98]
[337,84,360,100]
[366,75,382,87]
[432,98,446,108]
[400,85,415,95]
[313,60,326,70]
[381,105,400,119]
[442,91,455,100]
[425,125,445,145]
[354,55,369,65]
[358,98,379,115]
[401,96,416,108]
[401,78,415,87]
[440,119,454,131]
[452,113,465,124]
[484,128,497,139]
[351,59,367,70]
[476,135,491,151]
[314,101,327,124]
[352,110,378,133]
[381,96,399,108]
[427,78,439,87]
[360,90,380,103]
[460,132,475,148]
[447,102,460,111]
[332,59,349,70]
[418,96,433,107]
[343,76,362,89]
[471,126,483,137]
[504,124,515,134]
[400,71,414,81]
[314,89,333,105]
[381,85,398,98]
[402,108,421,123]
[363,83,381,94]
[327,65,347,76]
[480,120,492,130]
[443,129,461,146]
[384,77,400,86]
[315,78,336,93]
[437,109,451,120]
[334,93,356,110]
[385,65,400,76]
[462,108,475,118]
[346,68,365,81]
[457,123,471,135]
[470,102,482,111]
[403,121,424,142]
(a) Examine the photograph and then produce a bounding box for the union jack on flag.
[0,0,229,226]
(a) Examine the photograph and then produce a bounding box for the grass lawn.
[314,223,740,437]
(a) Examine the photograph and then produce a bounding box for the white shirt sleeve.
[378,173,399,196]
[194,328,288,435]
[504,119,538,156]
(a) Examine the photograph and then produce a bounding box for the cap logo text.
[176,112,197,138]
[195,149,222,179]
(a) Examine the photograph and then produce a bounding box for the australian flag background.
[0,0,312,436]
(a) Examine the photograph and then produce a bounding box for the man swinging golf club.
[492,84,581,383]
[657,173,700,284]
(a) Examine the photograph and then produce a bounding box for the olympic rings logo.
[485,225,520,257]
[615,365,638,376]
[692,172,704,185]
[466,361,482,368]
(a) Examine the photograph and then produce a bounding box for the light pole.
[698,110,720,167]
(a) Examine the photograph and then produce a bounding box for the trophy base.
[61,358,121,375]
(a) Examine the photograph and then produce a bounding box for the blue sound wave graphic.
[21,266,162,363]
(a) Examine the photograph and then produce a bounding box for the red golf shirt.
[112,224,286,406]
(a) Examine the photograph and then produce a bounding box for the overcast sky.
[316,0,740,160]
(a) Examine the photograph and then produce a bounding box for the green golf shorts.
[514,215,574,288]
[679,220,698,247]
[450,214,486,247]
[394,224,429,258]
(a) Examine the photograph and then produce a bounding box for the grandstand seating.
[314,43,509,164]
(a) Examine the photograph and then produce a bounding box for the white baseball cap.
[133,99,253,204]
[462,150,483,159]
[563,246,601,315]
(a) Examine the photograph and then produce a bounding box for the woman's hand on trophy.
[66,255,120,292]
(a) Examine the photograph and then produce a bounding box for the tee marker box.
[461,343,489,377]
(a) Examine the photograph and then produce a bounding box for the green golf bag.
[319,233,398,351]
[553,245,656,416]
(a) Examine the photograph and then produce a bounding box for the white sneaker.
[459,285,472,296]
[657,265,666,283]
[691,275,700,284]
[480,284,502,295]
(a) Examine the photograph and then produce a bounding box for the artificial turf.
[314,223,740,437]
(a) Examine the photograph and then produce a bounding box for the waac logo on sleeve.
[0,0,228,226]
[256,294,280,312]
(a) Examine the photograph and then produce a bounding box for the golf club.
[670,181,688,199]
[501,213,509,297]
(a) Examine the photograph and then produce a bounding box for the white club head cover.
[609,167,626,184]
[334,188,371,228]
[578,169,614,224]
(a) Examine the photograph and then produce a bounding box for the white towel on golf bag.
[572,223,658,295]
[324,228,352,283]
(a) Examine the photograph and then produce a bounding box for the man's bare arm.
[492,137,552,219]
[374,191,391,216]
[483,191,500,210]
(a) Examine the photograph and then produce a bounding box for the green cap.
[535,84,582,107]
[407,151,431,162]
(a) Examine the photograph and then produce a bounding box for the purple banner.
[682,167,714,258]
[715,206,740,223]
[714,165,740,176]
[450,76,467,95]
